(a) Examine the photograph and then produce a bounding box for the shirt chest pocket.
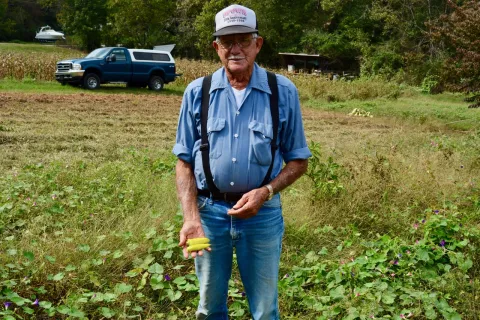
[249,120,273,166]
[207,117,226,159]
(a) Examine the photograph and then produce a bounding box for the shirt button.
[232,158,237,162]
[236,111,240,116]
[234,134,239,138]
[230,182,235,186]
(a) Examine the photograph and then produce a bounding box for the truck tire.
[83,73,100,90]
[148,75,164,91]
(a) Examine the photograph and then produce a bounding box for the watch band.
[265,184,274,201]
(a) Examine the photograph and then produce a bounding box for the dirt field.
[0,90,451,171]
[0,92,183,169]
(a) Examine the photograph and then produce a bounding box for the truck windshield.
[85,48,110,59]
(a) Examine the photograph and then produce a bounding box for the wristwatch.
[264,184,274,201]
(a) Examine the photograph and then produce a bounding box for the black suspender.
[200,74,220,195]
[262,71,279,187]
[200,71,279,195]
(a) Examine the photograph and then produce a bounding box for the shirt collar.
[210,63,272,95]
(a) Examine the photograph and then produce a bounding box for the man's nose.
[230,42,242,53]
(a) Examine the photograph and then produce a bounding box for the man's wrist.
[264,184,274,201]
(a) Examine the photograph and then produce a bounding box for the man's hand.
[178,220,211,259]
[227,187,269,219]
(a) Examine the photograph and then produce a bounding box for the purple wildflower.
[413,223,418,230]
[434,210,439,214]
[393,260,399,265]
[32,299,39,306]
[421,219,426,224]
[397,253,402,258]
[4,302,12,309]
[241,292,246,297]
[164,274,171,281]
[440,240,446,247]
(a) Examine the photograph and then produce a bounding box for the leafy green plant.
[421,75,441,94]
[279,209,477,319]
[305,141,345,202]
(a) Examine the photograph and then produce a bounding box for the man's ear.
[213,40,219,52]
[255,36,264,53]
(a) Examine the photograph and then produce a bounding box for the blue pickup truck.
[55,47,180,91]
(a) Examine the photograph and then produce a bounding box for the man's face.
[213,33,263,76]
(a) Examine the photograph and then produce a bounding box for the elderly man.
[173,4,311,320]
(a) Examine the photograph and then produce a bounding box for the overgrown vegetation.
[0,66,479,318]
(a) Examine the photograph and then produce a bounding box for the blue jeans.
[195,194,284,320]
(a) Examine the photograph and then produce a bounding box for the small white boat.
[35,26,65,42]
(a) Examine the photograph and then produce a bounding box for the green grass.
[0,42,85,55]
[0,78,186,96]
[307,93,478,131]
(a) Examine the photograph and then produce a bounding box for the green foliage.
[360,44,404,78]
[2,158,477,318]
[305,142,345,202]
[0,0,15,41]
[421,75,441,94]
[300,30,357,59]
[430,1,480,95]
[279,211,478,318]
[57,0,107,50]
[105,0,176,48]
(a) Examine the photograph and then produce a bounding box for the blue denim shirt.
[173,63,311,193]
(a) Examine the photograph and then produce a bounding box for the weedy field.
[0,43,479,319]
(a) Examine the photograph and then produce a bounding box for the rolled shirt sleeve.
[172,80,202,164]
[278,76,312,162]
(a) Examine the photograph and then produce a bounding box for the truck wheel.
[148,75,164,91]
[83,73,100,90]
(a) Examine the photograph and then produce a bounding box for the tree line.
[0,0,479,95]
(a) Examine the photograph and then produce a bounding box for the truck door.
[102,48,132,82]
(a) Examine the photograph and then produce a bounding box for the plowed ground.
[1,91,426,171]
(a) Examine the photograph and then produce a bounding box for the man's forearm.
[268,159,308,194]
[176,159,200,221]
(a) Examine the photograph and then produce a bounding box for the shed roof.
[278,52,321,58]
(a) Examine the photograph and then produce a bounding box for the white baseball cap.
[213,4,258,36]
